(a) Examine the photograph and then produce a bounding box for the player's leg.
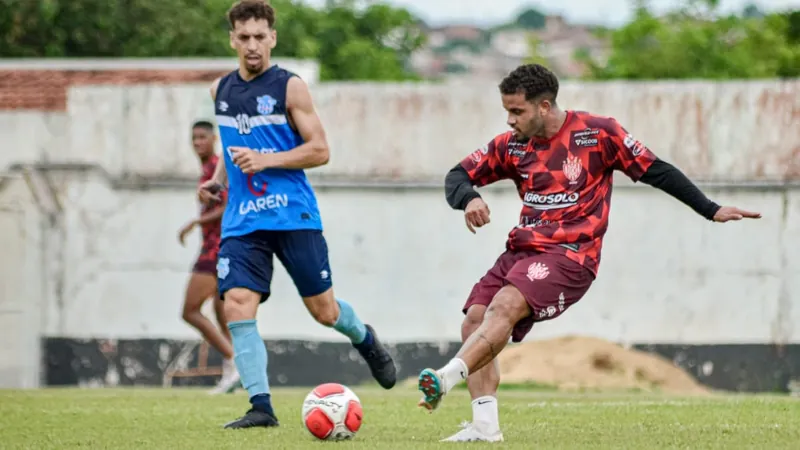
[213,293,233,346]
[181,269,235,361]
[462,305,501,435]
[216,233,279,429]
[429,253,516,442]
[419,284,528,409]
[440,304,504,442]
[208,285,240,395]
[419,253,594,415]
[418,252,512,412]
[275,230,397,389]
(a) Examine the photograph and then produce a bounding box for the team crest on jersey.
[526,262,550,281]
[256,94,278,115]
[563,154,582,185]
[217,257,230,280]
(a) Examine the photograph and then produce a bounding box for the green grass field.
[2,386,799,449]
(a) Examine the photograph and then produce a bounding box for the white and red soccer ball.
[302,383,363,441]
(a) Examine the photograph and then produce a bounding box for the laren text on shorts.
[523,191,580,210]
[239,194,289,214]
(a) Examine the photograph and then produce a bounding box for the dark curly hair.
[499,64,559,104]
[227,0,275,29]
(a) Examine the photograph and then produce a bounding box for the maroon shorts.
[463,250,595,342]
[192,257,217,276]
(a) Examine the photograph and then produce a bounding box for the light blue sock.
[228,319,270,398]
[333,299,368,344]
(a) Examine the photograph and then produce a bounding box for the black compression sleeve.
[444,164,482,210]
[639,158,721,221]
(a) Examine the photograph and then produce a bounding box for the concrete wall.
[1,79,799,388]
[5,79,797,181]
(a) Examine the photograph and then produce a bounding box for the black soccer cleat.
[356,324,397,389]
[223,408,280,429]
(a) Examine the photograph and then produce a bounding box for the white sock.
[439,358,468,393]
[472,395,500,434]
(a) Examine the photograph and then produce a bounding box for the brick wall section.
[0,70,229,111]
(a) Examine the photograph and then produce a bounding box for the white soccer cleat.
[440,421,504,443]
[209,358,241,395]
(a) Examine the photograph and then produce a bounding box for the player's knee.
[485,286,529,325]
[462,305,486,341]
[222,288,260,322]
[181,301,201,324]
[181,309,195,324]
[309,300,338,327]
[303,289,338,326]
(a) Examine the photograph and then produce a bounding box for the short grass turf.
[1,385,799,449]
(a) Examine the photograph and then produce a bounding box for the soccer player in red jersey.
[417,64,761,442]
[178,120,240,394]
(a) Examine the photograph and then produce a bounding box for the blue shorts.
[216,229,332,302]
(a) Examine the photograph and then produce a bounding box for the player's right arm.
[199,78,227,204]
[444,133,513,233]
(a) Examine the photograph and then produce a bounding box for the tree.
[515,8,547,30]
[0,0,425,81]
[576,0,800,79]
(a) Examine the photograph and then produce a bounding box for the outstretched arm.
[639,159,721,220]
[602,117,761,223]
[639,159,761,222]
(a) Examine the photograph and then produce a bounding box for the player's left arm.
[197,189,228,224]
[180,188,227,245]
[603,118,761,222]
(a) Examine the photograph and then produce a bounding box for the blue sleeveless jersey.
[214,66,323,239]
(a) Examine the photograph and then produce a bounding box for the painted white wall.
[1,79,798,388]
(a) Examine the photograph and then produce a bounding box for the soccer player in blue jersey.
[197,0,397,429]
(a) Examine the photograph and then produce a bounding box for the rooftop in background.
[0,58,320,111]
[0,58,320,80]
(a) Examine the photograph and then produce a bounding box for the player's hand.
[230,146,269,174]
[713,206,762,223]
[198,179,223,204]
[178,221,197,246]
[464,197,491,234]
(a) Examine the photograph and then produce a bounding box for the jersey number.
[236,113,251,135]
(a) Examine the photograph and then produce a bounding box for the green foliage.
[578,1,800,79]
[524,34,550,67]
[515,8,547,30]
[489,7,546,33]
[0,0,424,81]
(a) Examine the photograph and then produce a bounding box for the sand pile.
[406,336,711,395]
[496,336,710,395]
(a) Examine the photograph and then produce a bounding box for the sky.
[301,0,799,27]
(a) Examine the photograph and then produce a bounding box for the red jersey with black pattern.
[197,154,225,264]
[459,111,657,275]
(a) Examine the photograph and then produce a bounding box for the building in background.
[410,14,610,81]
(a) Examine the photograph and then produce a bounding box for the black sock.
[250,393,275,416]
[353,329,375,352]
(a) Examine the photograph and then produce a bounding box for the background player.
[178,120,240,395]
[197,0,396,430]
[417,64,762,442]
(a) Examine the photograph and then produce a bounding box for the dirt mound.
[496,336,710,395]
[403,336,711,395]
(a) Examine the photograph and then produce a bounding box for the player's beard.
[244,54,264,74]
[529,120,547,139]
